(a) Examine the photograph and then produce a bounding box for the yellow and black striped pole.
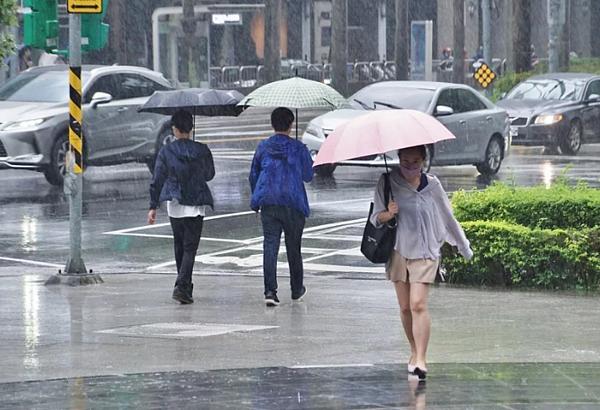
[69,66,83,174]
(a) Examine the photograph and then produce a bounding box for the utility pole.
[452,0,465,84]
[394,0,409,81]
[46,2,102,287]
[331,0,347,96]
[263,0,282,83]
[513,0,532,73]
[182,0,200,87]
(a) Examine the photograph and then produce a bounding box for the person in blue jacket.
[148,110,215,305]
[249,107,315,306]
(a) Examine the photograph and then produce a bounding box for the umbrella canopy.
[238,77,351,110]
[138,88,245,117]
[313,110,456,166]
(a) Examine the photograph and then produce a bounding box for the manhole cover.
[96,322,278,339]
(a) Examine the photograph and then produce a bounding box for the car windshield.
[0,70,90,103]
[506,79,585,101]
[349,87,434,112]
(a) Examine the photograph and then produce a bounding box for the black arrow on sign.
[71,4,100,10]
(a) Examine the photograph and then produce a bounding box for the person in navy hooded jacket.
[148,110,215,305]
[249,107,315,306]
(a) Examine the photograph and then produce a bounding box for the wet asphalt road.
[2,110,600,277]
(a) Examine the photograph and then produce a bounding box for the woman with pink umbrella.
[314,110,474,380]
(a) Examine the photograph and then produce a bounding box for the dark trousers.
[261,205,306,297]
[170,216,204,287]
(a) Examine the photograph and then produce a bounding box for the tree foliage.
[0,0,17,61]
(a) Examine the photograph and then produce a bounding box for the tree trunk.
[558,0,570,72]
[452,0,465,83]
[182,0,200,87]
[263,0,282,83]
[331,0,348,96]
[108,0,127,64]
[394,0,409,81]
[513,0,532,73]
[592,0,600,57]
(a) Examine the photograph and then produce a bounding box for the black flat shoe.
[413,367,428,380]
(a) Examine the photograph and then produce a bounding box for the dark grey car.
[497,73,600,155]
[0,65,174,185]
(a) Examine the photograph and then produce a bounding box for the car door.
[82,74,125,161]
[114,73,169,153]
[432,88,470,164]
[455,88,493,160]
[581,79,600,142]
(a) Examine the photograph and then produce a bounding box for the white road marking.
[145,218,368,271]
[303,246,361,263]
[104,210,257,235]
[0,256,63,268]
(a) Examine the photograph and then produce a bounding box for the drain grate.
[96,322,278,339]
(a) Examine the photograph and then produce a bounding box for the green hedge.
[442,176,600,290]
[442,221,600,290]
[451,181,600,230]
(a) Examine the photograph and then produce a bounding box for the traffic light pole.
[46,12,102,286]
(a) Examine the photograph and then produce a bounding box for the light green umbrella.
[238,77,352,138]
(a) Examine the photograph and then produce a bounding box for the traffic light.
[81,0,109,52]
[23,0,59,51]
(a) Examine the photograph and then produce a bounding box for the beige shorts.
[386,251,440,284]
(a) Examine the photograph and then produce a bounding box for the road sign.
[473,62,496,89]
[68,0,102,14]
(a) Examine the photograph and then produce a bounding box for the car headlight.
[5,117,52,131]
[534,114,563,125]
[305,123,324,138]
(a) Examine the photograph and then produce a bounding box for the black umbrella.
[138,88,246,140]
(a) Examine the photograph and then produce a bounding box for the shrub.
[442,222,600,290]
[443,174,600,290]
[450,180,600,230]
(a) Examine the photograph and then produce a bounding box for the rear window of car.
[506,79,585,101]
[0,71,90,103]
[349,86,435,112]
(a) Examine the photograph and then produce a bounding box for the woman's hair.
[398,145,427,160]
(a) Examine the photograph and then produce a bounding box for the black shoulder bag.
[361,173,397,264]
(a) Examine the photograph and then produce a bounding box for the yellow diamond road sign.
[473,63,496,89]
[68,0,102,14]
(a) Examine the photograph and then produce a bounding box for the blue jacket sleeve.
[301,144,315,183]
[249,146,262,193]
[149,149,168,210]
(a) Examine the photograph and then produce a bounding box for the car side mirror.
[499,92,507,100]
[587,94,600,103]
[435,105,454,117]
[90,92,113,109]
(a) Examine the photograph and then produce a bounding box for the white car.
[303,81,511,177]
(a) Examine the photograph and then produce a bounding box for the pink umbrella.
[313,109,456,167]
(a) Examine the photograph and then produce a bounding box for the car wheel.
[423,145,433,173]
[147,128,176,174]
[44,134,70,186]
[559,120,582,155]
[476,136,503,176]
[315,164,337,178]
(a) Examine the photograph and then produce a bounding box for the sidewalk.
[1,272,599,408]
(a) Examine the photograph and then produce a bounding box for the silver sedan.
[0,65,173,185]
[302,81,511,177]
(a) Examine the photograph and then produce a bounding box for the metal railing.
[207,58,510,89]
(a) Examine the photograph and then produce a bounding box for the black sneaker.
[292,286,308,302]
[265,292,280,307]
[172,285,193,304]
